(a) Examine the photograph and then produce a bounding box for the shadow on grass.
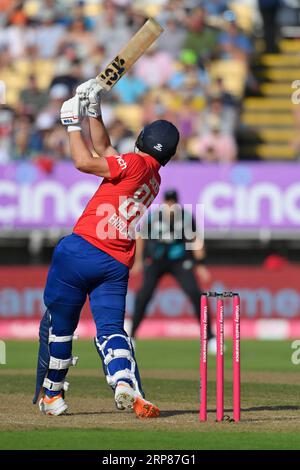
[159,405,300,423]
[67,405,300,422]
[241,405,300,412]
[66,411,120,416]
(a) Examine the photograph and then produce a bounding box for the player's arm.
[193,239,211,284]
[60,94,111,177]
[68,130,111,177]
[189,214,206,262]
[89,115,118,158]
[131,235,145,274]
[76,78,118,158]
[187,212,211,282]
[188,232,211,284]
[131,212,151,274]
[192,237,206,262]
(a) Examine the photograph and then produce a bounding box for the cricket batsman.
[32,79,179,419]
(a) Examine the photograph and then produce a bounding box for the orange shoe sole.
[133,397,160,419]
[43,394,63,405]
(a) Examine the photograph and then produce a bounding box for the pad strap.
[106,369,135,387]
[97,334,128,351]
[49,356,78,370]
[95,334,140,391]
[104,349,131,366]
[43,378,69,392]
[49,334,78,343]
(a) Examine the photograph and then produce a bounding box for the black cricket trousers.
[131,259,213,339]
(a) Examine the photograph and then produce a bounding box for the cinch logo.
[154,143,163,152]
[0,180,97,225]
[115,155,127,170]
[199,182,300,226]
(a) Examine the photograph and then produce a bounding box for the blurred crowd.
[0,0,259,165]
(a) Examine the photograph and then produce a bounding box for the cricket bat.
[96,18,163,91]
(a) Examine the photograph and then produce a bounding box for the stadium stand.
[241,37,300,160]
[1,0,299,163]
[0,0,256,164]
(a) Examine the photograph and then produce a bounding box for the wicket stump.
[199,292,241,422]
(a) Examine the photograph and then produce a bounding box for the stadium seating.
[241,39,300,160]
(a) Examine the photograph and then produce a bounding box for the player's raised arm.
[60,90,113,178]
[69,129,111,178]
[76,79,118,158]
[89,115,118,158]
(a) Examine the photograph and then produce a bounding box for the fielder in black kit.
[130,189,216,352]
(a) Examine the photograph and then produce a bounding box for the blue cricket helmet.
[135,120,180,166]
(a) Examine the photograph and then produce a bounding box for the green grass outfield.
[0,339,300,450]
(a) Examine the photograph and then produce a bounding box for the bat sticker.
[100,56,126,87]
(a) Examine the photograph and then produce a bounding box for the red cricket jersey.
[73,153,161,268]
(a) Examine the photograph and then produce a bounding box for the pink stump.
[200,295,208,421]
[233,295,241,422]
[216,297,224,422]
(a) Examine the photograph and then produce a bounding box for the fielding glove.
[76,78,103,118]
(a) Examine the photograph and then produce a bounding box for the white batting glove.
[76,78,103,118]
[60,95,85,132]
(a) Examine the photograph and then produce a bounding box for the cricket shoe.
[39,393,68,416]
[115,381,160,419]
